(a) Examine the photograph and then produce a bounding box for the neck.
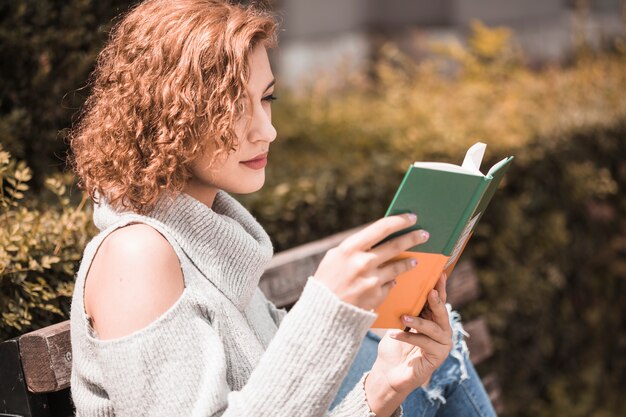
[182,180,219,208]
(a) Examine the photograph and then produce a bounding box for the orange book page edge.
[371,230,476,329]
[372,252,449,329]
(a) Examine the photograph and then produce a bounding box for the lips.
[240,152,268,170]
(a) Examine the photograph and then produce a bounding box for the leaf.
[41,255,61,269]
[5,188,24,200]
[0,151,10,165]
[56,282,75,297]
[41,304,63,316]
[14,164,32,183]
[28,259,39,270]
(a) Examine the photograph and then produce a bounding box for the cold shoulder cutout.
[83,223,185,341]
[70,191,383,417]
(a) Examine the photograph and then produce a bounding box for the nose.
[248,101,277,144]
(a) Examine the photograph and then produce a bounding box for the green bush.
[240,24,626,416]
[467,123,626,417]
[0,144,95,341]
[0,0,133,188]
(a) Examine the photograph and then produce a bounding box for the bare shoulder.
[84,223,185,340]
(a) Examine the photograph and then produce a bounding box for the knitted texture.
[70,190,388,417]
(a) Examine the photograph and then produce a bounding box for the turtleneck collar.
[92,190,274,311]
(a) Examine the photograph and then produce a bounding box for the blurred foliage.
[241,24,626,417]
[244,21,626,253]
[0,6,625,417]
[0,143,95,341]
[0,0,134,189]
[467,124,626,417]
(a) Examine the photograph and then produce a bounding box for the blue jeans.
[331,311,497,417]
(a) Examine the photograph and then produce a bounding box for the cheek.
[216,152,246,181]
[189,151,228,182]
[232,117,249,142]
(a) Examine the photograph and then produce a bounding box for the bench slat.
[481,372,504,414]
[259,226,361,307]
[0,339,51,416]
[19,321,71,394]
[259,225,480,310]
[445,260,481,308]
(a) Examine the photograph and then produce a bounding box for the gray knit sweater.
[70,190,400,416]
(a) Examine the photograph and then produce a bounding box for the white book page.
[461,142,486,175]
[412,142,486,176]
[487,156,513,177]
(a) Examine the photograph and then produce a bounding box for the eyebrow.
[264,79,276,92]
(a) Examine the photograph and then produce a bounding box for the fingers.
[420,272,449,320]
[425,289,451,332]
[370,229,430,265]
[376,257,418,285]
[340,213,418,253]
[389,331,447,357]
[434,272,448,304]
[389,330,453,371]
[400,309,451,346]
[404,289,452,344]
[419,307,433,321]
[380,277,398,298]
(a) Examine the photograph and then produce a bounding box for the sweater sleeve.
[328,373,404,417]
[263,293,288,326]
[259,283,404,417]
[95,278,379,417]
[92,289,231,416]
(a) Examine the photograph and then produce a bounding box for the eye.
[262,94,278,103]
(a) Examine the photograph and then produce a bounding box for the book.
[371,142,513,329]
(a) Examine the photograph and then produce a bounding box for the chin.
[229,178,265,195]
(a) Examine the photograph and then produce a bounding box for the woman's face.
[183,43,277,207]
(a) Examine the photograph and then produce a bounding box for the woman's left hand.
[364,274,453,415]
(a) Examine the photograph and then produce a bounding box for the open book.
[372,142,513,329]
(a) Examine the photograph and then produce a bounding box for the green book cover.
[378,143,513,256]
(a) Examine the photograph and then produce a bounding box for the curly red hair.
[69,0,278,214]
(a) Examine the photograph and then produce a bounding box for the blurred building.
[272,0,625,87]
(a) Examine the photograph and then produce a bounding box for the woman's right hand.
[313,214,430,311]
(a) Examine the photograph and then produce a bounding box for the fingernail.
[420,230,430,240]
[403,315,414,322]
[432,289,441,303]
[406,213,417,223]
[410,259,418,267]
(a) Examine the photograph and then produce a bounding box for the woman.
[68,1,496,416]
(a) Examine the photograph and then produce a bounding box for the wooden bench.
[0,226,502,417]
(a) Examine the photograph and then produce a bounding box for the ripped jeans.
[331,306,498,417]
